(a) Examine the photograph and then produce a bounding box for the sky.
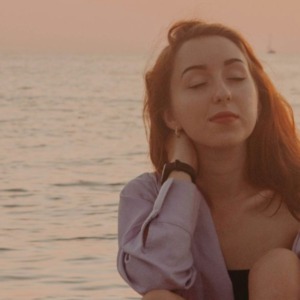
[0,0,300,54]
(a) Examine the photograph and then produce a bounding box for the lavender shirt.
[117,172,300,300]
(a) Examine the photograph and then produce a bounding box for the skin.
[166,36,259,154]
[143,36,300,299]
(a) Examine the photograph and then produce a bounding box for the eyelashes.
[228,77,246,81]
[189,82,207,89]
[188,77,246,89]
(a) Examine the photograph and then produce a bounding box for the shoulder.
[120,172,161,202]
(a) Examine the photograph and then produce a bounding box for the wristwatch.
[161,159,196,184]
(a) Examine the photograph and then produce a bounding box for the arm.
[142,289,186,300]
[117,172,202,294]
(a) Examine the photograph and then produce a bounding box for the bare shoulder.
[270,197,300,246]
[216,191,300,269]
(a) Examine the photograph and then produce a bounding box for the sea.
[0,51,300,300]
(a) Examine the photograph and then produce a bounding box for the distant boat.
[267,35,276,54]
[268,48,276,54]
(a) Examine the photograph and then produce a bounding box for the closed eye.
[189,82,207,89]
[228,77,246,81]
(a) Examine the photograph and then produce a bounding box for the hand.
[166,130,198,172]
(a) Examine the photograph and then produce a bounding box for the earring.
[175,127,181,138]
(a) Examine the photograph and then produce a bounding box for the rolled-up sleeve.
[117,173,202,294]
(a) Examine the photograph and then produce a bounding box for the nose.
[212,78,231,104]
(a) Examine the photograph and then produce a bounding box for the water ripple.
[52,180,125,189]
[0,247,16,252]
[1,188,28,193]
[53,181,103,187]
[32,234,117,243]
[0,275,47,281]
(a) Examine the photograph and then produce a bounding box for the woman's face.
[165,35,259,150]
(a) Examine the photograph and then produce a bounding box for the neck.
[196,144,254,210]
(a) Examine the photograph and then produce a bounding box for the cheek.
[242,84,259,111]
[175,100,207,127]
[257,97,262,117]
[242,94,259,127]
[253,90,260,117]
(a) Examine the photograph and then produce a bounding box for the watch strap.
[161,159,196,184]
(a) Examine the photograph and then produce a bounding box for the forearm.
[117,175,202,294]
[142,290,186,300]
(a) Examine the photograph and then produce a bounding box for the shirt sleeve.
[292,231,300,258]
[117,173,202,294]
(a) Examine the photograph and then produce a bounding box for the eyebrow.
[181,58,245,78]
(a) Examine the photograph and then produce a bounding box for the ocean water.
[0,51,299,300]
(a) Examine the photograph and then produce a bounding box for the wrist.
[161,159,197,184]
[168,170,193,182]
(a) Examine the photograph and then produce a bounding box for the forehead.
[173,36,247,71]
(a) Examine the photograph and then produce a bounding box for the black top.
[228,269,249,300]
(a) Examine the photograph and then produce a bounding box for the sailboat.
[267,35,276,54]
[268,47,276,54]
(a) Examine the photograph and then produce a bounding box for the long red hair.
[143,19,300,217]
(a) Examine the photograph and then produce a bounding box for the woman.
[117,19,300,300]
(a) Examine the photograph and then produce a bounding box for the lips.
[209,111,239,122]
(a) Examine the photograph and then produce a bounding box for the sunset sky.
[0,0,300,54]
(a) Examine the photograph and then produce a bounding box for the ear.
[163,109,180,130]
